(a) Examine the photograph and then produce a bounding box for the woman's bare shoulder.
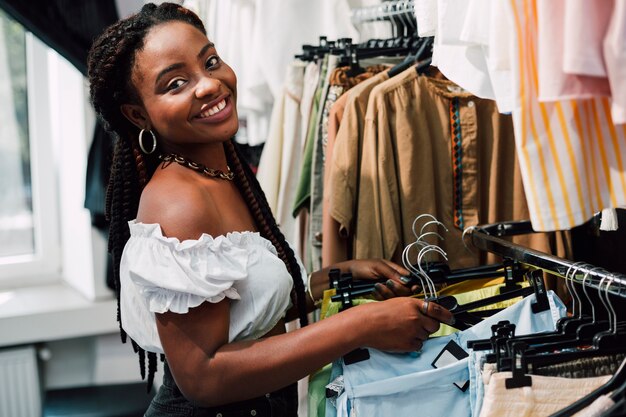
[137,170,220,241]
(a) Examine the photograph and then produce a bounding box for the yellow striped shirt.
[508,0,626,231]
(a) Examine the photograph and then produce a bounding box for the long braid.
[88,3,208,391]
[130,142,160,392]
[224,140,309,326]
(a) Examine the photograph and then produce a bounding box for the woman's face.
[124,21,238,148]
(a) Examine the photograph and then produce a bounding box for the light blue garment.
[340,358,471,417]
[468,350,487,417]
[335,291,566,417]
[325,360,343,417]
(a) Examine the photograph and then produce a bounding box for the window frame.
[0,32,61,288]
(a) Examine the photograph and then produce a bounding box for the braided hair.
[87,2,308,391]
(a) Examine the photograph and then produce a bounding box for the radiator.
[0,345,42,417]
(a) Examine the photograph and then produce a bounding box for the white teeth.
[200,99,227,118]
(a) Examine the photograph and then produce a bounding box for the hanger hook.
[605,274,618,335]
[402,242,427,294]
[417,244,447,298]
[412,214,440,238]
[580,265,599,322]
[420,219,449,237]
[401,242,422,276]
[596,274,612,333]
[405,0,417,31]
[416,231,445,245]
[461,225,478,254]
[565,261,586,319]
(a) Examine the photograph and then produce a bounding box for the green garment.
[308,364,332,417]
[292,56,328,218]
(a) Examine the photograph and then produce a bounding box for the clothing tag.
[325,375,345,405]
[431,340,470,391]
[600,208,619,231]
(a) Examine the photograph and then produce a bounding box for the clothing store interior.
[1,0,626,416]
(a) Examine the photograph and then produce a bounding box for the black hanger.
[498,270,621,363]
[502,278,626,391]
[387,36,434,78]
[331,270,371,365]
[430,269,544,331]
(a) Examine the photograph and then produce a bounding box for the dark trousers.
[145,362,298,417]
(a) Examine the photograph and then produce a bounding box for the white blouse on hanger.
[119,221,301,354]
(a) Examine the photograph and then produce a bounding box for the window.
[0,9,60,286]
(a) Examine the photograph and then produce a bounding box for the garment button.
[251,410,257,416]
[314,232,323,242]
[468,100,475,108]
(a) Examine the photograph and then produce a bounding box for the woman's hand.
[338,259,419,300]
[354,297,454,352]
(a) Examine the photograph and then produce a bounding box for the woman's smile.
[193,95,234,124]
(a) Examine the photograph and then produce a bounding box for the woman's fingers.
[373,282,395,299]
[417,299,455,326]
[380,258,411,277]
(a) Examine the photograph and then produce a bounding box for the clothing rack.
[469,221,626,299]
[350,0,415,26]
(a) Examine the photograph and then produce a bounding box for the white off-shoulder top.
[119,221,305,354]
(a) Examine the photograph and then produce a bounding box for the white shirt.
[119,221,303,354]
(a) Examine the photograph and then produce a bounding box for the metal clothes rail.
[469,221,626,299]
[350,0,415,25]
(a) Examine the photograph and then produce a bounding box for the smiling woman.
[87,3,452,416]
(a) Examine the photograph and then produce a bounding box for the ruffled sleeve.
[122,221,252,314]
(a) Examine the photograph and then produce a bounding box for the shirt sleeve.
[122,224,251,314]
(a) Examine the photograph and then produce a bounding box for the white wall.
[48,50,112,302]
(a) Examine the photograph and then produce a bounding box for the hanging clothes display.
[251,1,626,417]
[429,0,626,232]
[324,70,390,266]
[351,70,555,267]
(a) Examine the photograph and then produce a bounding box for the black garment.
[145,362,298,417]
[570,208,626,275]
[0,0,117,76]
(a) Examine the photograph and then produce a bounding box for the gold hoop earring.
[138,129,157,154]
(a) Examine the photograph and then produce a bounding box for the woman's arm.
[138,179,452,407]
[157,294,453,407]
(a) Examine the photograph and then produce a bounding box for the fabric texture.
[353,69,557,268]
[319,65,388,267]
[536,0,611,102]
[293,56,329,219]
[145,362,298,417]
[533,354,626,379]
[335,291,566,417]
[119,221,302,353]
[308,364,332,417]
[415,0,438,37]
[469,350,488,417]
[507,0,626,231]
[257,60,306,245]
[434,0,496,103]
[478,372,611,417]
[562,0,614,78]
[576,395,618,417]
[321,92,350,267]
[327,70,390,240]
[604,0,626,124]
[309,54,340,271]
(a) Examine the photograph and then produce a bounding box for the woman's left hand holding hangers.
[339,259,418,299]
